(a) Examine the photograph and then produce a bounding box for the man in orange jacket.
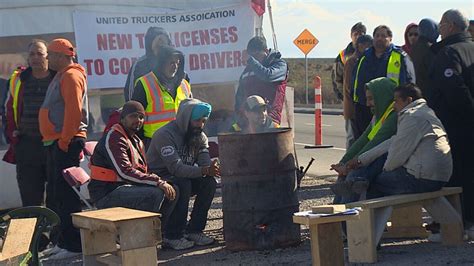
[39,38,88,260]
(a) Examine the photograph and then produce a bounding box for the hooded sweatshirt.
[402,23,418,56]
[39,63,88,151]
[340,77,398,163]
[124,27,171,100]
[146,98,210,179]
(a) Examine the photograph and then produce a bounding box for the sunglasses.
[408,32,419,37]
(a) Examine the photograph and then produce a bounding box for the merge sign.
[293,29,319,55]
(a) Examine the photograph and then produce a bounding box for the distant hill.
[285,58,341,107]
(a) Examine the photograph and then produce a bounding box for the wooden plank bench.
[72,207,161,266]
[345,187,463,263]
[293,205,359,266]
[0,218,37,266]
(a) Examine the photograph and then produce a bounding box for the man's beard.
[185,126,203,150]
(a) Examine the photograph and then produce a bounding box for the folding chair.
[62,167,94,210]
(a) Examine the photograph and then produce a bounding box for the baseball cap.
[48,38,76,56]
[245,95,267,111]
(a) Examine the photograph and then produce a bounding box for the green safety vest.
[8,69,23,127]
[136,72,192,138]
[367,102,394,140]
[353,51,402,103]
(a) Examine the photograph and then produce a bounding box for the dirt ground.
[42,174,474,265]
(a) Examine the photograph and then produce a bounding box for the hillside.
[285,58,341,107]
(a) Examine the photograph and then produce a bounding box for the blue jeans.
[368,167,446,199]
[340,154,388,203]
[96,184,177,234]
[165,176,216,239]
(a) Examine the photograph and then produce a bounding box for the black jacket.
[429,32,474,137]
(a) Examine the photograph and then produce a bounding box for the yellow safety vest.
[353,50,402,103]
[367,102,394,140]
[339,49,347,65]
[8,69,23,127]
[136,72,192,138]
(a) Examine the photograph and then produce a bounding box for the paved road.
[293,113,346,178]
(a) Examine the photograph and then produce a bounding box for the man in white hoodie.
[335,83,452,202]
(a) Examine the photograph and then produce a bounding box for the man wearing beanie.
[147,99,219,250]
[411,18,439,98]
[87,101,176,243]
[39,38,88,260]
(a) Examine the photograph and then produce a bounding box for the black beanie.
[121,101,145,118]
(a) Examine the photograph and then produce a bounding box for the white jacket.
[359,99,452,182]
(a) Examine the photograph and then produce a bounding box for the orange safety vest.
[90,124,147,182]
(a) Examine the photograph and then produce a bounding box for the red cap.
[48,38,75,56]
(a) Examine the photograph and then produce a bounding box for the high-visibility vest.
[353,50,402,103]
[8,69,23,127]
[367,102,394,140]
[339,49,347,65]
[136,72,192,138]
[90,123,147,182]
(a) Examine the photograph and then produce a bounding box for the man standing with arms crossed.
[39,38,88,260]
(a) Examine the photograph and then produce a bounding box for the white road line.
[294,142,346,151]
[304,123,332,126]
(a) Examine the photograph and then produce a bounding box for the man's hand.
[330,163,348,176]
[159,182,176,201]
[208,159,221,177]
[346,158,361,170]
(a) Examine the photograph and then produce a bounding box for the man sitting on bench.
[88,101,177,225]
[333,83,452,202]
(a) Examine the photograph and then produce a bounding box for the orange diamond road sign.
[293,29,319,55]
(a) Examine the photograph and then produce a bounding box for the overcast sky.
[262,0,473,58]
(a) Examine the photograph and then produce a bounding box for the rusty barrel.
[218,128,300,251]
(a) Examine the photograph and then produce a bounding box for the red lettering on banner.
[170,27,240,48]
[135,33,145,49]
[83,59,94,75]
[95,59,105,75]
[220,28,229,44]
[189,50,245,70]
[109,58,119,75]
[96,34,132,50]
[228,26,238,42]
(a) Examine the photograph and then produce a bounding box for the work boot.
[330,180,354,197]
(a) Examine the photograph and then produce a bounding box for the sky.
[261,0,473,58]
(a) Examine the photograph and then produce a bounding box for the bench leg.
[347,207,392,263]
[80,229,117,266]
[384,205,428,238]
[309,222,344,266]
[422,197,463,245]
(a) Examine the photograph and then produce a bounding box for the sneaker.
[162,237,194,250]
[42,248,81,260]
[427,232,442,243]
[185,232,214,246]
[39,245,62,258]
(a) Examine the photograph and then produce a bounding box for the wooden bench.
[293,205,359,266]
[72,207,161,266]
[345,187,463,263]
[0,218,37,266]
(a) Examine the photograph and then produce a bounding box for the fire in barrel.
[218,128,301,251]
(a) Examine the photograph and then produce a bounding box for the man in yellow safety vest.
[132,45,192,148]
[351,25,415,141]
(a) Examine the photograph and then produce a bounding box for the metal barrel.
[218,128,300,251]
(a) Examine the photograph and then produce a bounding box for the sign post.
[293,29,318,104]
[294,29,333,149]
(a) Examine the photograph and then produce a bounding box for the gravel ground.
[42,174,474,265]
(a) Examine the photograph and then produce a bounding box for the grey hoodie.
[147,98,210,179]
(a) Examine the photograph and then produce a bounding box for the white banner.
[73,4,257,89]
